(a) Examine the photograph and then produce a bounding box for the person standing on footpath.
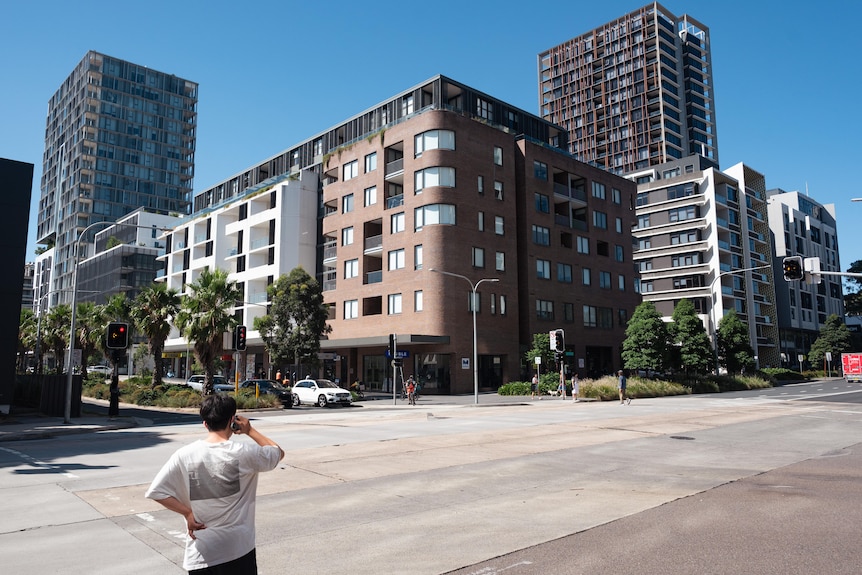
[571,373,579,402]
[557,371,566,399]
[145,394,284,574]
[618,370,630,405]
[531,373,539,399]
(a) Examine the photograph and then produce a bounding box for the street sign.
[385,350,410,358]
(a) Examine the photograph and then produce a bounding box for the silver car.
[186,374,227,392]
[292,378,352,407]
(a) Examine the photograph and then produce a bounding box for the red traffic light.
[107,322,129,349]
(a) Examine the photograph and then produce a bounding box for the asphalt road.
[2,379,860,574]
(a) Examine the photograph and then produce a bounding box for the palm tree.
[175,268,242,395]
[75,302,107,378]
[44,304,72,374]
[131,284,180,387]
[19,308,37,373]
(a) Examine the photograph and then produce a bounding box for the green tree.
[843,260,862,316]
[254,267,331,374]
[75,301,107,377]
[175,268,242,394]
[622,301,669,372]
[19,308,37,373]
[808,314,853,369]
[668,299,713,374]
[44,304,72,373]
[522,332,555,376]
[716,310,754,374]
[131,284,180,387]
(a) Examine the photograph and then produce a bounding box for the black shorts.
[189,549,257,575]
[531,383,538,391]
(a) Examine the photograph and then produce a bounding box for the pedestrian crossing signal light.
[106,322,128,349]
[234,325,247,351]
[554,329,565,352]
[782,256,804,281]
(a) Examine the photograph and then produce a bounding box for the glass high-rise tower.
[36,51,197,306]
[538,2,717,175]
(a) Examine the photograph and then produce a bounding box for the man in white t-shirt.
[146,394,284,574]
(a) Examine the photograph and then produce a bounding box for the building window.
[364,186,377,207]
[596,241,609,257]
[537,299,554,320]
[582,268,591,285]
[493,146,503,166]
[564,303,575,322]
[344,299,359,319]
[532,225,550,246]
[388,249,405,270]
[593,210,608,229]
[496,251,505,271]
[619,308,628,326]
[583,305,597,328]
[415,130,455,155]
[577,236,590,254]
[534,161,548,180]
[478,175,484,195]
[638,214,650,228]
[343,160,359,181]
[535,193,550,213]
[495,216,504,235]
[616,217,623,233]
[618,274,625,291]
[599,307,614,329]
[669,206,697,222]
[414,204,456,229]
[341,227,353,246]
[388,293,402,315]
[414,244,423,270]
[490,293,497,315]
[592,181,606,199]
[402,95,414,115]
[472,247,485,268]
[365,152,377,173]
[494,181,504,200]
[391,212,405,233]
[500,294,507,316]
[615,245,624,262]
[477,97,493,121]
[558,263,573,283]
[612,188,622,204]
[415,290,423,312]
[415,166,456,193]
[344,259,359,279]
[343,193,354,214]
[537,259,551,279]
[672,253,700,267]
[478,211,484,231]
[468,291,481,313]
[600,271,611,289]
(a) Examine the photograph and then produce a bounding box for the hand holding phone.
[230,417,241,432]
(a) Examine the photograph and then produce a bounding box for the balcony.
[364,234,383,253]
[386,194,404,209]
[365,271,382,284]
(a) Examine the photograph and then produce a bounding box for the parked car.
[292,377,352,407]
[186,374,227,392]
[237,379,294,408]
[88,365,112,375]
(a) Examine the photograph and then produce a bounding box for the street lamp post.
[64,221,172,423]
[708,264,771,374]
[429,268,499,404]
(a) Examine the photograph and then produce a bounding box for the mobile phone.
[231,418,240,432]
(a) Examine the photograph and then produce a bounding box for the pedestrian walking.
[618,370,630,405]
[406,377,416,405]
[531,373,539,399]
[145,394,284,573]
[571,373,579,402]
[557,372,566,399]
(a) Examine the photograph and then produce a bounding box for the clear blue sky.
[4,1,861,271]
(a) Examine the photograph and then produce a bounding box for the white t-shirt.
[145,439,281,570]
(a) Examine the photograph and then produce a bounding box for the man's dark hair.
[200,394,237,431]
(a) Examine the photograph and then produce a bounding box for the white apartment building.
[631,155,780,369]
[159,171,319,377]
[767,189,843,368]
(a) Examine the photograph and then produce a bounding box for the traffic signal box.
[106,322,128,349]
[234,325,247,351]
[782,256,804,281]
